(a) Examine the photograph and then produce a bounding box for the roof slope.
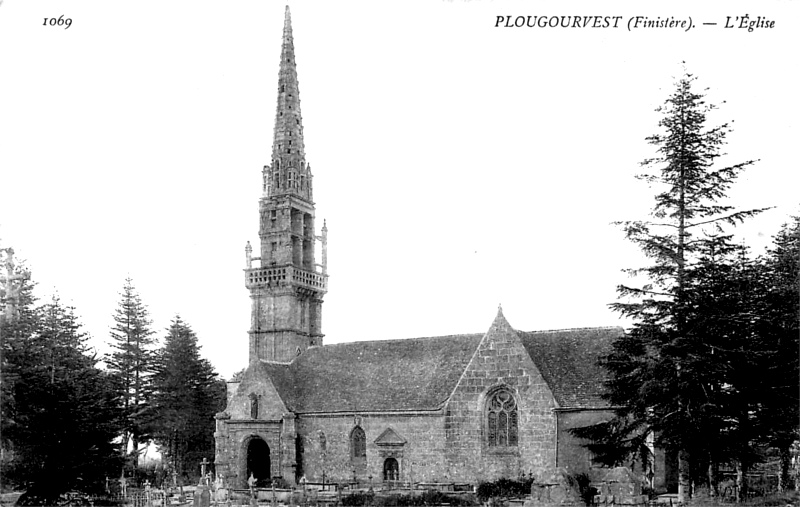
[518,327,621,409]
[260,333,484,413]
[259,326,621,413]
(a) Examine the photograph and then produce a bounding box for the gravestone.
[524,468,584,507]
[594,467,648,506]
[194,458,212,507]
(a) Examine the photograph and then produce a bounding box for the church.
[213,7,628,489]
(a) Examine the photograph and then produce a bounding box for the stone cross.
[200,458,210,477]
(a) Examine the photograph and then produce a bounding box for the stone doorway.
[246,437,271,487]
[383,458,399,481]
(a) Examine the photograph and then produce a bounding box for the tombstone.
[193,485,211,507]
[524,468,583,507]
[594,467,648,506]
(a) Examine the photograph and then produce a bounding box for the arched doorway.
[383,458,399,481]
[246,437,271,487]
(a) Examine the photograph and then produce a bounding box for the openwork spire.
[266,5,312,201]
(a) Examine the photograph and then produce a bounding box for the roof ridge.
[521,325,623,334]
[318,333,484,348]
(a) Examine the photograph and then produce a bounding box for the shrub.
[476,477,533,502]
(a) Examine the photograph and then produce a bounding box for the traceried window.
[350,426,366,460]
[486,389,518,447]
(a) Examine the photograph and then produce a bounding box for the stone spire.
[248,7,326,364]
[266,5,312,202]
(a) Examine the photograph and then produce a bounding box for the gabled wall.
[444,311,557,481]
[215,362,295,488]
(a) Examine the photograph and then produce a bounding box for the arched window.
[486,388,518,447]
[350,426,366,460]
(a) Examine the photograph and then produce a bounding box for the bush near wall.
[476,478,534,502]
[340,489,475,506]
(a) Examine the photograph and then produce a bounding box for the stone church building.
[214,7,634,489]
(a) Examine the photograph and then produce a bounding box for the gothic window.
[383,458,399,481]
[486,388,518,447]
[318,431,327,452]
[350,426,366,460]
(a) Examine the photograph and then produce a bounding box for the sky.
[1,0,797,380]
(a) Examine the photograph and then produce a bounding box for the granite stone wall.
[555,409,615,480]
[444,313,558,482]
[215,364,291,488]
[295,413,448,484]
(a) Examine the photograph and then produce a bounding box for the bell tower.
[245,6,327,364]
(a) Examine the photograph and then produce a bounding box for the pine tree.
[1,272,38,474]
[106,278,155,476]
[757,217,800,491]
[579,72,765,503]
[3,295,122,504]
[150,316,225,484]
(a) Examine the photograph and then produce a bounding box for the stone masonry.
[445,309,557,482]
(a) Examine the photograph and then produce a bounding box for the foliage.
[106,278,156,475]
[572,472,595,506]
[476,477,533,501]
[2,286,122,503]
[149,316,225,484]
[573,71,776,501]
[340,490,475,507]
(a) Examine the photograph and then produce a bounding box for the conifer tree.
[150,316,225,484]
[579,72,764,503]
[3,295,122,504]
[106,278,155,475]
[757,217,800,491]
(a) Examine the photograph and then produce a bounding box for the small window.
[271,242,277,252]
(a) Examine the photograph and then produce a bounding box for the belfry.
[245,5,327,365]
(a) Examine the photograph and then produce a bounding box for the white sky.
[1,0,797,379]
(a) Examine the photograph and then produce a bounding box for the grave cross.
[200,458,210,478]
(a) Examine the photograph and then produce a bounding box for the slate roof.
[259,333,484,413]
[519,327,622,409]
[259,325,621,414]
